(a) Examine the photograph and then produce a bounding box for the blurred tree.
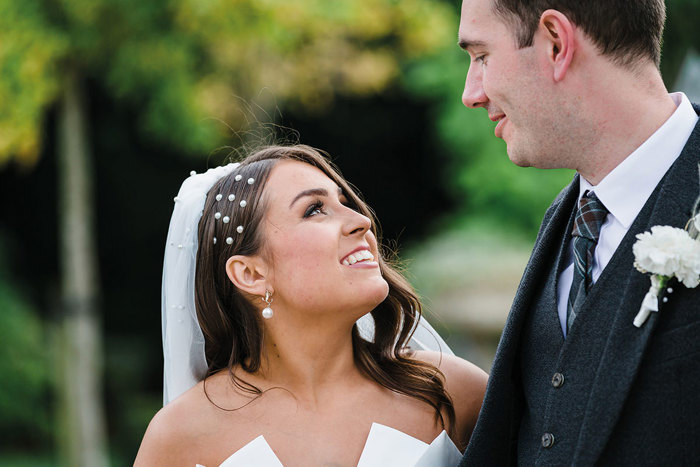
[0,0,454,464]
[662,0,700,86]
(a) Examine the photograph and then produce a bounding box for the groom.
[457,0,700,465]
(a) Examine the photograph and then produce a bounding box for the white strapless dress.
[196,422,462,467]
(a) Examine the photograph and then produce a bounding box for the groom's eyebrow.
[458,38,486,51]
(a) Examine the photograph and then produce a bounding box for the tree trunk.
[57,69,108,467]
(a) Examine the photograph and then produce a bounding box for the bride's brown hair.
[195,145,455,435]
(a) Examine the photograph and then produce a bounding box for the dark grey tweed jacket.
[460,105,700,466]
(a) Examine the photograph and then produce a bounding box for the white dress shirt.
[556,92,699,337]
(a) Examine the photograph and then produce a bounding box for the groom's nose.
[462,64,488,109]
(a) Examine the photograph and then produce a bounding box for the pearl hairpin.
[247,178,254,184]
[226,237,233,245]
[215,212,221,220]
[236,226,244,233]
[190,171,196,176]
[213,237,217,244]
[235,175,242,181]
[215,194,223,201]
[228,194,235,201]
[223,216,230,224]
[239,200,247,207]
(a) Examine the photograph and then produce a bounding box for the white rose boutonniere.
[632,170,700,327]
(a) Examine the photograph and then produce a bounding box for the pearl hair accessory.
[190,171,196,176]
[210,171,250,245]
[261,290,274,319]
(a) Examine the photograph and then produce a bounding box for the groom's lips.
[491,113,507,138]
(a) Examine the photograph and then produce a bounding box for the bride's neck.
[256,317,365,403]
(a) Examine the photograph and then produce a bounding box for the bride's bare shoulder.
[411,350,488,444]
[411,350,487,390]
[134,373,258,466]
[133,381,215,466]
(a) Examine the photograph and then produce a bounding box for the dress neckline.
[197,422,462,467]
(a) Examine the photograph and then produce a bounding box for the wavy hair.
[194,145,455,434]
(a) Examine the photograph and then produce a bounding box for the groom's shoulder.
[550,175,578,210]
[534,175,577,237]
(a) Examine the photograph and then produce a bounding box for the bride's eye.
[303,200,326,218]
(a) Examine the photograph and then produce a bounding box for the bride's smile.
[259,160,389,320]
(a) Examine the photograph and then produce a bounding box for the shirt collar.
[579,92,699,228]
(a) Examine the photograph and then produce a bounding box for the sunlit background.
[1,0,700,465]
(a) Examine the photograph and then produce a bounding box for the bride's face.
[260,160,389,319]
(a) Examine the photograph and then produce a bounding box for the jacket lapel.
[467,178,579,461]
[573,113,700,464]
[465,178,579,464]
[504,178,579,347]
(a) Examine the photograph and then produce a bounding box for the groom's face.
[459,0,564,169]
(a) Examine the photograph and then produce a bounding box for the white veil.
[161,166,453,405]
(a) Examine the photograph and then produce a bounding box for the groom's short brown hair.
[492,0,666,67]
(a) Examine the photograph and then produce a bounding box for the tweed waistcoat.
[516,188,663,464]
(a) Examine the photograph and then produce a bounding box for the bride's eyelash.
[303,200,326,218]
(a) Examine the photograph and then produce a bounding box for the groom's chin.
[506,150,533,168]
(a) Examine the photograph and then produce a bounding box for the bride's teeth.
[342,250,375,265]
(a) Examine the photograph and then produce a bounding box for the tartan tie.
[567,192,608,332]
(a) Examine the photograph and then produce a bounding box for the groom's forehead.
[459,0,512,44]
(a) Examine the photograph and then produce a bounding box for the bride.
[134,145,487,466]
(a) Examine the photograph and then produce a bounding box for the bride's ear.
[225,255,269,297]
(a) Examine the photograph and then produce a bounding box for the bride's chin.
[360,280,391,313]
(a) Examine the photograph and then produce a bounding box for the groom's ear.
[225,255,269,297]
[538,9,575,82]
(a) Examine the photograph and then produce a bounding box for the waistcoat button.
[552,372,565,388]
[541,433,555,448]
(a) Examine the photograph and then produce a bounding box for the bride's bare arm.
[412,350,488,450]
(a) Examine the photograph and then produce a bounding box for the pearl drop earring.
[262,290,274,319]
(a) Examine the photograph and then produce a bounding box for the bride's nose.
[342,208,371,236]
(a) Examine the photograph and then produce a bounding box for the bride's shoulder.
[133,382,215,466]
[411,350,488,441]
[134,373,255,466]
[411,350,487,390]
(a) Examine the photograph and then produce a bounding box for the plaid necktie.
[567,191,608,332]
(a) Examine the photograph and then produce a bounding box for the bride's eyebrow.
[289,186,342,208]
